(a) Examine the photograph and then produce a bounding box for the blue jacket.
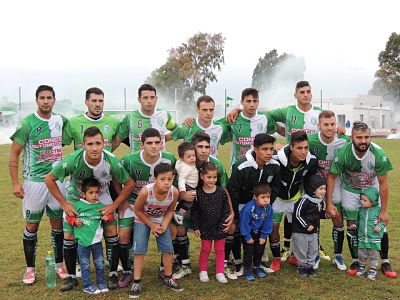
[240,199,273,241]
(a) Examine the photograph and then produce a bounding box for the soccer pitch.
[1,139,399,299]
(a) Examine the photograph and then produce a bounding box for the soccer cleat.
[216,273,228,284]
[245,273,256,281]
[381,262,398,278]
[22,268,36,285]
[163,277,184,292]
[56,263,69,279]
[100,287,109,293]
[332,255,347,271]
[224,266,238,280]
[75,263,82,278]
[313,255,320,270]
[107,274,118,290]
[356,266,366,277]
[280,247,290,262]
[235,265,244,277]
[270,258,281,272]
[347,261,360,276]
[118,272,133,288]
[307,267,317,277]
[254,267,266,278]
[367,269,377,281]
[173,210,184,225]
[260,264,274,274]
[173,266,192,279]
[297,266,308,277]
[60,276,78,292]
[199,271,209,283]
[83,285,101,295]
[319,249,331,261]
[288,255,298,266]
[129,283,141,299]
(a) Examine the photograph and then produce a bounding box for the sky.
[0,0,399,111]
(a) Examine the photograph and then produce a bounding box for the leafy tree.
[369,32,400,102]
[147,32,225,105]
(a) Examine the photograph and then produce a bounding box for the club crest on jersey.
[211,133,218,143]
[104,125,110,132]
[35,126,43,135]
[311,117,317,126]
[100,170,108,177]
[257,123,263,131]
[367,162,374,170]
[157,118,164,127]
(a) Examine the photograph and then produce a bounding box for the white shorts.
[272,198,298,224]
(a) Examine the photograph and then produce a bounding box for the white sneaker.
[319,249,331,261]
[173,266,192,279]
[261,249,269,263]
[100,288,110,293]
[22,268,36,285]
[199,271,209,282]
[224,266,238,280]
[235,265,244,277]
[216,273,228,284]
[332,255,347,271]
[260,265,274,274]
[313,255,320,270]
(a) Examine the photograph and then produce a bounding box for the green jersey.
[51,148,130,201]
[73,199,106,247]
[330,142,393,193]
[10,112,67,182]
[62,113,119,151]
[221,111,277,166]
[269,105,321,142]
[208,155,228,188]
[171,118,230,158]
[308,132,350,178]
[121,150,176,204]
[118,110,177,152]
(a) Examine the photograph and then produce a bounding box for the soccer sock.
[119,242,132,273]
[270,240,281,258]
[232,232,242,261]
[176,235,190,267]
[63,239,77,276]
[51,229,64,264]
[380,231,389,261]
[332,226,345,255]
[346,229,358,259]
[106,235,120,274]
[283,217,292,249]
[23,228,37,268]
[225,234,234,263]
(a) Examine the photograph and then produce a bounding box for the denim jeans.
[77,242,107,289]
[133,222,174,255]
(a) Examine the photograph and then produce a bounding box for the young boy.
[130,163,183,299]
[66,178,114,294]
[239,183,273,281]
[356,187,385,281]
[174,142,199,224]
[292,175,326,277]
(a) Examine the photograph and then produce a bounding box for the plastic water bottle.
[45,250,56,287]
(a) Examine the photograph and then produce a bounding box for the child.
[66,178,114,294]
[239,183,273,281]
[130,163,183,299]
[292,175,326,277]
[356,187,385,281]
[191,162,230,284]
[174,142,198,224]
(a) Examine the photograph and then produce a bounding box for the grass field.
[1,139,399,300]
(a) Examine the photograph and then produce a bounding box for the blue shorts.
[133,222,174,255]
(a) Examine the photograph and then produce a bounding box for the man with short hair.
[326,121,397,278]
[9,85,68,284]
[45,127,134,291]
[114,84,177,152]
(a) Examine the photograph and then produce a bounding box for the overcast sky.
[0,0,399,110]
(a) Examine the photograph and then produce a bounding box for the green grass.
[1,140,399,299]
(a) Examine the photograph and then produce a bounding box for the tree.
[251,49,305,92]
[147,32,225,105]
[369,32,400,102]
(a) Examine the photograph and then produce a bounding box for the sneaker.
[260,264,274,274]
[129,283,141,299]
[83,285,101,295]
[22,268,36,285]
[381,262,398,278]
[280,247,290,262]
[313,255,320,270]
[332,255,347,271]
[216,273,228,284]
[367,269,377,281]
[224,265,238,280]
[173,266,192,279]
[56,263,69,279]
[163,277,184,292]
[234,265,244,277]
[347,261,360,276]
[60,276,78,292]
[356,266,366,277]
[288,255,298,266]
[118,272,133,288]
[270,258,281,272]
[254,267,266,278]
[173,210,183,225]
[245,273,256,281]
[308,267,317,277]
[100,287,109,293]
[76,263,82,278]
[199,271,209,283]
[297,266,308,277]
[319,249,331,261]
[107,274,118,290]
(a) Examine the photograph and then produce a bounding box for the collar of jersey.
[351,144,369,161]
[83,150,104,169]
[79,198,100,205]
[240,111,258,120]
[318,132,338,146]
[84,113,104,122]
[295,104,315,113]
[138,109,157,118]
[34,111,54,121]
[196,117,214,130]
[140,150,162,167]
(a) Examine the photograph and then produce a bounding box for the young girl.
[130,163,183,299]
[191,162,230,283]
